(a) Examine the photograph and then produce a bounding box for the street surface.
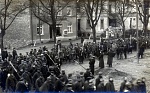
[6,39,150,92]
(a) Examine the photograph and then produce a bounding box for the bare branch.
[5,7,27,30]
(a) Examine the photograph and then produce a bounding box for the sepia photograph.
[0,0,149,92]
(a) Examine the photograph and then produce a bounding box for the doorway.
[56,24,62,36]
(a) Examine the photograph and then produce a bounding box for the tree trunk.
[1,30,4,54]
[49,25,52,40]
[1,36,3,54]
[92,27,96,42]
[122,24,125,40]
[144,24,148,37]
[52,24,57,43]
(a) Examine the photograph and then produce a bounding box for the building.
[2,0,150,49]
[30,0,78,43]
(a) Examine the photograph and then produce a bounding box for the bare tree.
[137,0,150,36]
[82,0,105,42]
[0,0,28,52]
[110,0,134,39]
[30,0,72,43]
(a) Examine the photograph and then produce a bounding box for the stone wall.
[3,9,31,49]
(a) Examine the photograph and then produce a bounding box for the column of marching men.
[0,37,147,92]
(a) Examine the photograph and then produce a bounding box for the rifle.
[45,53,61,72]
[9,61,21,79]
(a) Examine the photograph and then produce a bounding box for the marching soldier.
[5,73,17,92]
[15,78,29,92]
[35,75,45,92]
[61,70,68,84]
[55,56,61,69]
[39,76,55,92]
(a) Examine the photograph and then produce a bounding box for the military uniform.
[98,52,104,69]
[105,78,115,92]
[107,50,115,67]
[35,76,45,92]
[79,49,84,64]
[15,79,28,92]
[89,56,95,75]
[5,74,17,92]
[95,72,103,90]
[96,81,105,92]
[2,48,8,61]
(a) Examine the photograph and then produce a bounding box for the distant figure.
[2,48,8,61]
[107,49,115,67]
[98,51,104,69]
[89,55,95,75]
[81,34,84,43]
[12,48,17,60]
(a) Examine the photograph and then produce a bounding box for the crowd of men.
[0,37,148,92]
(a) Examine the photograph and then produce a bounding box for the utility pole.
[136,0,139,63]
[76,0,78,39]
[38,1,42,43]
[29,0,33,45]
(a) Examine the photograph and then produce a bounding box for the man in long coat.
[89,56,95,75]
[2,48,8,61]
[107,49,115,67]
[79,49,84,64]
[98,51,104,69]
[12,48,17,60]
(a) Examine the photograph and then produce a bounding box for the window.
[100,19,104,29]
[109,4,112,13]
[37,24,44,35]
[57,6,62,16]
[67,23,72,33]
[67,6,72,16]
